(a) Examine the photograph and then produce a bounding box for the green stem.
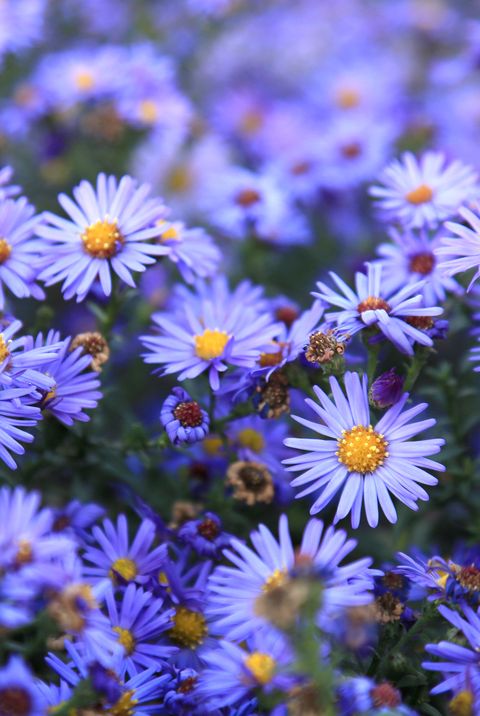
[404,347,432,393]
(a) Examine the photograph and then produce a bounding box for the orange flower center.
[82,219,124,259]
[405,184,433,205]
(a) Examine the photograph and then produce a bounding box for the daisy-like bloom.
[51,499,104,539]
[177,512,233,558]
[196,631,294,710]
[376,227,463,305]
[313,263,443,356]
[0,165,20,200]
[423,604,480,701]
[0,197,46,309]
[140,278,281,391]
[0,387,43,468]
[47,641,170,715]
[105,583,177,677]
[207,513,375,642]
[160,387,210,445]
[283,372,444,528]
[83,514,167,587]
[155,218,221,283]
[338,677,416,716]
[0,656,46,716]
[29,330,102,426]
[0,319,62,392]
[370,151,479,229]
[435,203,480,291]
[36,173,169,302]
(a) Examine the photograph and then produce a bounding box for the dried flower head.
[226,460,274,505]
[70,332,110,372]
[304,330,347,365]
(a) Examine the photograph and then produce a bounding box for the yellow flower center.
[167,165,193,194]
[157,220,180,242]
[244,652,276,685]
[169,606,208,649]
[74,70,95,91]
[109,557,138,582]
[335,87,361,109]
[336,425,388,474]
[15,539,33,566]
[194,328,229,361]
[405,184,433,205]
[237,428,265,453]
[114,626,136,655]
[0,238,11,264]
[449,690,474,716]
[82,219,124,259]
[139,99,158,124]
[0,334,10,363]
[202,435,223,456]
[108,690,138,716]
[263,568,288,593]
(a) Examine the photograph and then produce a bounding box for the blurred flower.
[177,512,233,558]
[0,656,45,716]
[370,151,478,228]
[436,203,480,291]
[283,371,444,527]
[369,368,405,408]
[155,218,221,283]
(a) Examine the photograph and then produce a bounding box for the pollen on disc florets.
[357,296,390,314]
[194,328,230,361]
[169,606,207,649]
[336,424,388,474]
[82,219,124,259]
[244,652,276,685]
[109,557,138,583]
[0,238,12,264]
[114,626,136,655]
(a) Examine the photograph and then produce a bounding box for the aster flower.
[160,387,210,445]
[0,319,62,392]
[313,263,443,356]
[140,278,281,391]
[0,387,43,468]
[0,165,20,200]
[104,583,177,677]
[0,656,46,716]
[207,513,375,642]
[435,203,480,291]
[376,227,463,305]
[197,631,294,710]
[177,512,233,558]
[47,641,170,714]
[370,151,478,228]
[338,677,416,715]
[155,218,221,283]
[36,173,169,302]
[283,372,444,527]
[30,330,102,425]
[0,197,46,308]
[423,604,480,698]
[83,514,167,586]
[51,499,104,540]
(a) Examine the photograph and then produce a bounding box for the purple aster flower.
[29,330,102,425]
[0,570,38,628]
[159,667,206,715]
[0,487,75,580]
[375,227,463,305]
[283,372,444,527]
[141,278,281,391]
[177,512,233,558]
[369,368,405,408]
[338,677,416,715]
[207,513,375,642]
[0,0,47,61]
[36,173,169,302]
[0,197,46,308]
[160,387,209,445]
[423,604,480,699]
[0,387,42,468]
[83,514,167,587]
[155,218,221,283]
[0,656,46,716]
[435,203,480,291]
[313,263,443,355]
[51,499,105,540]
[197,631,294,710]
[369,151,479,228]
[47,641,170,714]
[0,319,62,392]
[104,583,177,677]
[35,681,73,714]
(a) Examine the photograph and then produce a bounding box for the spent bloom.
[314,263,443,355]
[36,173,169,301]
[283,372,444,528]
[370,151,479,228]
[160,387,210,445]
